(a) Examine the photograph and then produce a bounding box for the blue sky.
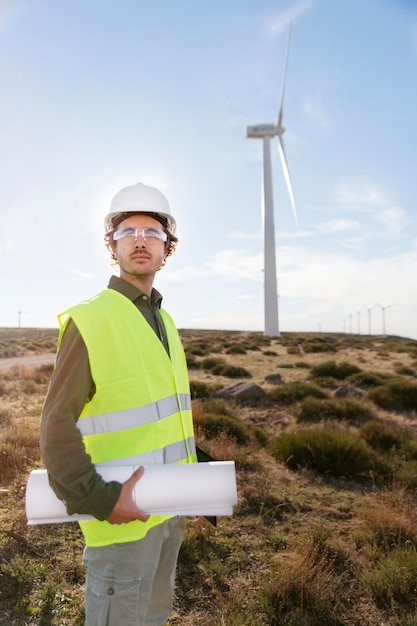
[1,0,416,339]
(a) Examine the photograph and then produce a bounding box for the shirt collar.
[107,275,163,308]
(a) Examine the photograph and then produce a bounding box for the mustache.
[130,251,151,259]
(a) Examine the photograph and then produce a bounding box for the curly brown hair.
[104,211,178,268]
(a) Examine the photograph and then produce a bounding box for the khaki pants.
[83,516,186,626]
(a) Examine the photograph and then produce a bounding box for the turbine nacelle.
[246,123,285,139]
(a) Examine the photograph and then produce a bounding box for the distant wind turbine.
[364,304,377,336]
[246,24,299,337]
[17,303,28,328]
[377,303,393,338]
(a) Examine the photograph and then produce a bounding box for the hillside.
[1,328,417,625]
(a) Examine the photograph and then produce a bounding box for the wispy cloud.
[374,206,406,236]
[233,293,256,303]
[331,184,389,208]
[228,230,261,241]
[166,265,210,281]
[288,243,417,302]
[329,184,406,237]
[167,249,262,283]
[204,250,262,281]
[318,219,361,234]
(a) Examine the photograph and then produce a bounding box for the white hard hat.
[104,182,176,235]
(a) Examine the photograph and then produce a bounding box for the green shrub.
[360,545,417,610]
[189,380,214,399]
[185,342,209,356]
[399,437,417,461]
[302,338,337,354]
[348,371,385,389]
[201,398,235,417]
[393,364,416,377]
[368,379,417,411]
[197,413,250,445]
[267,382,327,405]
[296,397,374,424]
[271,426,376,478]
[252,426,269,447]
[396,460,417,489]
[225,344,247,355]
[211,363,252,378]
[360,420,405,452]
[310,360,362,380]
[200,356,226,371]
[245,333,272,348]
[286,345,301,355]
[185,353,199,369]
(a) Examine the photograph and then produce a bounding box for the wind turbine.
[377,303,393,338]
[247,24,299,337]
[17,303,28,328]
[364,303,377,336]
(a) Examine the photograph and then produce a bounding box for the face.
[111,214,168,291]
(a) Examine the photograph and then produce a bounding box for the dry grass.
[0,328,58,359]
[1,329,417,625]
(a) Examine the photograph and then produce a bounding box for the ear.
[110,237,119,261]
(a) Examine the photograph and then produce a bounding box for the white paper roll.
[26,461,238,525]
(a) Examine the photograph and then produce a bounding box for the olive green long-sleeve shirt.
[40,275,170,520]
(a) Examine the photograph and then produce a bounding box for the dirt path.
[0,353,56,371]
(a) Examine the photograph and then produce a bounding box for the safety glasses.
[113,227,167,243]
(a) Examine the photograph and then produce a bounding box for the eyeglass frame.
[113,226,168,244]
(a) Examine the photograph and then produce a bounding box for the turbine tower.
[246,24,299,337]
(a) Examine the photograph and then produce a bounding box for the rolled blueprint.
[26,461,238,525]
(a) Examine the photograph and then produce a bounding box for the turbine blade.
[277,22,292,129]
[277,134,299,228]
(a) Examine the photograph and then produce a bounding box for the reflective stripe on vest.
[95,436,196,467]
[77,393,191,437]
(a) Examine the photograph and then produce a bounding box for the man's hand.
[106,466,150,525]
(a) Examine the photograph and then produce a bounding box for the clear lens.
[113,227,136,240]
[113,227,167,243]
[143,228,168,242]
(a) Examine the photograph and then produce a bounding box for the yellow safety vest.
[58,288,197,547]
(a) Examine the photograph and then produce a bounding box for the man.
[40,182,197,626]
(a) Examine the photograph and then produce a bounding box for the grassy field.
[1,327,417,625]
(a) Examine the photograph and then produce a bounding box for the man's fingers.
[106,467,150,524]
[126,467,150,521]
[127,466,145,484]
